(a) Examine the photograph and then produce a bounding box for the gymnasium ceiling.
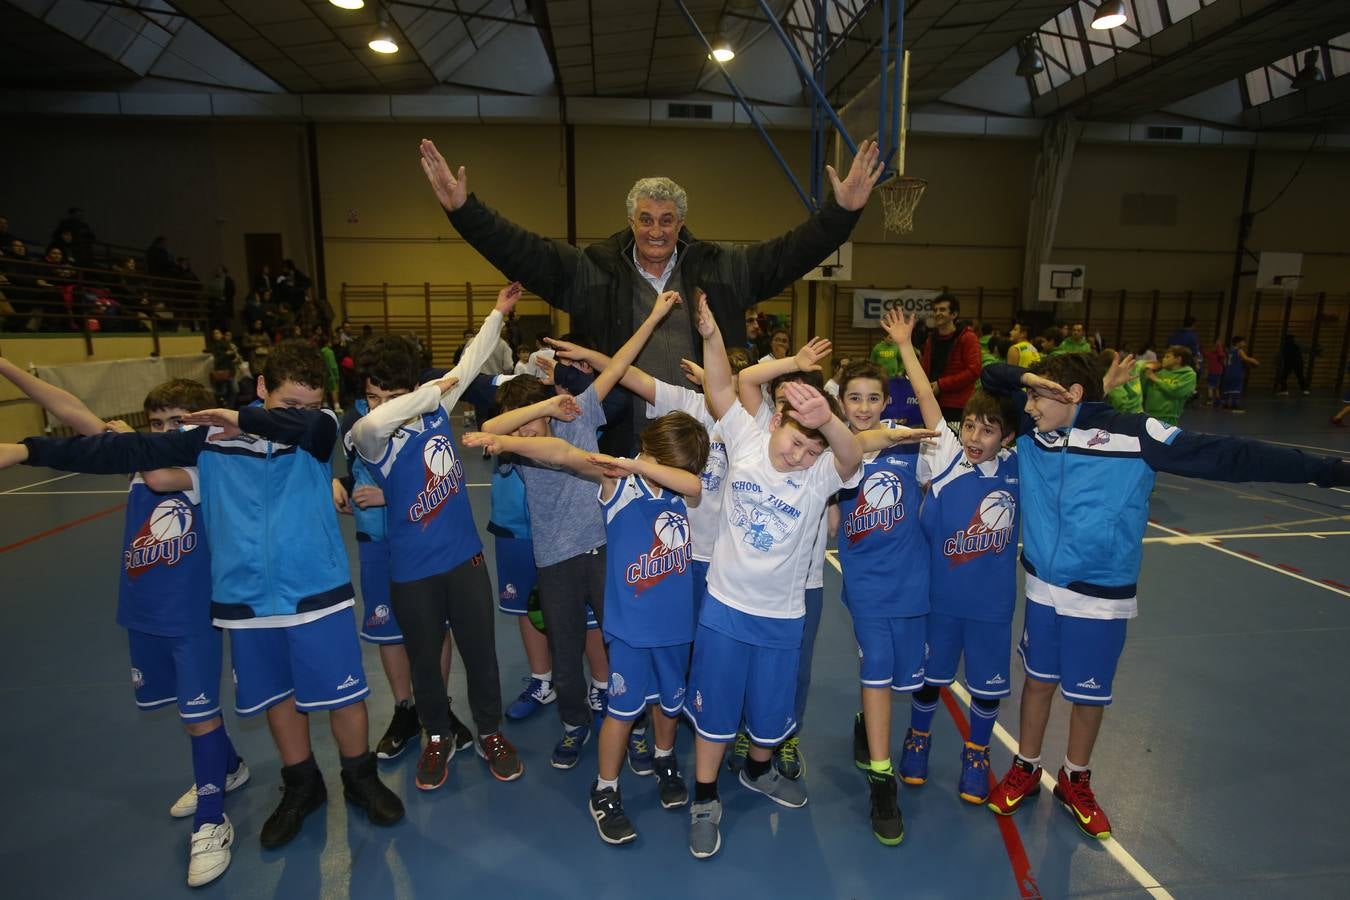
[2,0,1349,130]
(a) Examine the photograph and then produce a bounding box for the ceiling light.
[329,0,364,9]
[1291,49,1323,90]
[708,34,734,63]
[1090,0,1128,30]
[1016,37,1044,77]
[369,20,398,54]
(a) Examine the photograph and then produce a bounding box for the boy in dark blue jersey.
[348,285,522,791]
[0,362,246,886]
[981,352,1347,840]
[2,342,405,850]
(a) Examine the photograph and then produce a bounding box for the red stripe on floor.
[1324,579,1350,591]
[940,687,1042,899]
[1276,563,1302,574]
[0,502,125,554]
[1239,550,1261,560]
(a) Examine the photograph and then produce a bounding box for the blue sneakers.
[898,728,932,786]
[505,677,556,721]
[550,722,591,770]
[958,742,991,804]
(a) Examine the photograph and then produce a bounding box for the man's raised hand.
[782,381,833,430]
[496,281,522,315]
[419,139,468,212]
[827,139,884,212]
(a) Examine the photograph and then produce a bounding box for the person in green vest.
[870,330,903,377]
[1142,346,1197,426]
[978,324,1002,368]
[1101,349,1148,413]
[1055,322,1093,355]
[1006,321,1040,368]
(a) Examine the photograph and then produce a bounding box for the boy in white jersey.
[682,296,863,859]
[883,310,1021,808]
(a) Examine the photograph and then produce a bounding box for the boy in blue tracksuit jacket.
[979,353,1347,841]
[1,341,406,850]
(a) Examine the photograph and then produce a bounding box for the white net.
[880,175,927,235]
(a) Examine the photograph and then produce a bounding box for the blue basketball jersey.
[347,400,387,542]
[600,470,696,648]
[920,428,1020,623]
[118,471,213,637]
[368,408,481,583]
[835,430,930,618]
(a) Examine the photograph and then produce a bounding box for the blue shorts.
[358,539,402,644]
[1206,372,1222,389]
[1017,599,1128,706]
[691,560,709,628]
[229,605,370,716]
[497,536,598,628]
[127,628,225,721]
[605,636,690,720]
[684,624,798,746]
[853,615,927,692]
[924,613,1012,698]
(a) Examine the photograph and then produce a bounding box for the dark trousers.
[390,554,502,737]
[1276,358,1308,392]
[535,547,607,728]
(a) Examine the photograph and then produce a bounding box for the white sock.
[1063,757,1089,774]
[531,671,552,683]
[596,775,619,791]
[654,745,673,758]
[1016,753,1041,768]
[592,677,608,689]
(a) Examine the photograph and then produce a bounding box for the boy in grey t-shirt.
[471,291,684,769]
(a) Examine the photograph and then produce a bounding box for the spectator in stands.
[49,229,78,266]
[503,309,522,351]
[208,265,236,329]
[921,292,983,422]
[1037,326,1061,356]
[54,207,95,263]
[1057,322,1093,355]
[209,328,240,407]
[146,236,175,277]
[336,320,354,348]
[253,265,272,300]
[0,216,10,248]
[276,260,311,310]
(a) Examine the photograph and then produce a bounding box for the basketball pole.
[897,50,910,178]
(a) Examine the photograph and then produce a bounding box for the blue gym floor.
[1,397,1347,899]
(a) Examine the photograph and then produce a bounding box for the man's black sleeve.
[1141,424,1349,487]
[446,194,587,311]
[738,198,862,302]
[238,407,338,459]
[24,428,206,474]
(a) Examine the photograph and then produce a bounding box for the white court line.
[947,683,1177,900]
[1260,438,1350,456]
[0,473,80,494]
[1143,530,1350,544]
[822,554,1173,899]
[0,490,128,496]
[1147,521,1349,597]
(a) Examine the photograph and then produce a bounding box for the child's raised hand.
[462,431,503,454]
[885,426,943,444]
[0,443,30,470]
[544,337,597,372]
[496,281,522,314]
[104,419,134,433]
[782,381,832,430]
[434,373,461,395]
[680,358,705,386]
[586,453,635,479]
[881,309,916,346]
[549,393,582,422]
[695,292,717,338]
[1021,372,1073,402]
[182,408,241,441]
[794,337,832,373]
[651,290,682,321]
[1102,351,1137,393]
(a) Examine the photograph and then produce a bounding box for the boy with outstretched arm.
[0,342,405,851]
[981,353,1348,840]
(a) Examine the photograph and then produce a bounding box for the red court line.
[940,687,1042,900]
[0,502,126,554]
[1276,563,1303,574]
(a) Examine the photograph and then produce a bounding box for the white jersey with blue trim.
[118,468,212,637]
[646,380,723,563]
[750,400,827,591]
[919,426,1020,624]
[706,401,859,620]
[600,470,695,647]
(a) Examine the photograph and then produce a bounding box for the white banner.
[34,353,213,429]
[851,289,941,329]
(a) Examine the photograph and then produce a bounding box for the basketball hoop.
[879,175,927,235]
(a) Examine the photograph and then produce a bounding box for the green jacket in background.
[979,334,1000,368]
[1055,336,1093,355]
[870,340,903,377]
[1143,366,1197,425]
[1106,360,1149,414]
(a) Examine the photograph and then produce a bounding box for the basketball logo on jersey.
[701,441,727,493]
[626,510,692,593]
[844,470,905,544]
[131,667,144,689]
[943,489,1015,565]
[366,604,391,628]
[409,434,464,525]
[125,497,198,577]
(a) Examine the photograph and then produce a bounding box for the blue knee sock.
[223,728,241,775]
[190,727,229,829]
[909,695,939,735]
[969,698,1000,748]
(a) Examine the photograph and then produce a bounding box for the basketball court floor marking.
[1146,521,1350,597]
[0,472,79,493]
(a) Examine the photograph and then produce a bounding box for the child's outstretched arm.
[463,431,604,482]
[587,453,702,499]
[736,337,831,416]
[18,427,205,475]
[546,338,658,404]
[782,381,862,480]
[1142,426,1347,487]
[591,290,682,402]
[696,294,736,419]
[481,392,582,435]
[855,424,942,454]
[882,310,943,431]
[0,357,109,436]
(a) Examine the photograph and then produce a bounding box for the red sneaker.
[987,757,1042,816]
[1053,767,1112,839]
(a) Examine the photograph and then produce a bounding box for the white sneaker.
[170,760,251,818]
[187,815,233,887]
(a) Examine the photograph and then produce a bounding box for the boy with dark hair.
[348,285,522,791]
[980,353,1348,840]
[0,361,247,887]
[0,340,405,852]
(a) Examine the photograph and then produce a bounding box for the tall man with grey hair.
[418,137,883,454]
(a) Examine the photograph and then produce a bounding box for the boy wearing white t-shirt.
[681,295,863,859]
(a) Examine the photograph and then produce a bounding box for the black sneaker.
[654,754,689,809]
[259,763,326,849]
[853,711,869,770]
[867,770,904,846]
[376,703,420,761]
[589,781,637,845]
[447,700,474,752]
[342,754,406,826]
[416,736,454,791]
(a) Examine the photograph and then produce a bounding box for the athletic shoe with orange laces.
[415,736,454,791]
[476,731,524,782]
[986,756,1042,816]
[1054,767,1112,839]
